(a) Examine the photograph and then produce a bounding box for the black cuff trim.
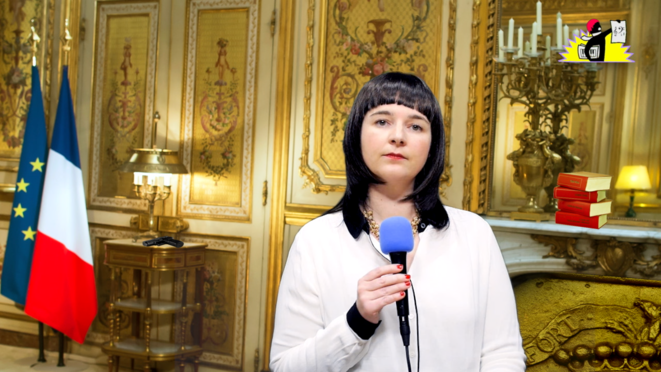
[346,302,380,340]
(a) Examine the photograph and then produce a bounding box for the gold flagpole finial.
[61,19,72,66]
[28,18,41,67]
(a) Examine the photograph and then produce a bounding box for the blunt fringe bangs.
[324,72,450,231]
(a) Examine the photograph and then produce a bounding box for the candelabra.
[496,35,601,217]
[540,57,601,212]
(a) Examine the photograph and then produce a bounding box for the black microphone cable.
[368,234,420,372]
[411,281,420,372]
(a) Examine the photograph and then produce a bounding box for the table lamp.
[119,112,188,239]
[614,165,651,218]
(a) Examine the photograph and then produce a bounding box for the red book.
[557,172,612,191]
[558,199,612,217]
[553,187,607,203]
[556,211,608,229]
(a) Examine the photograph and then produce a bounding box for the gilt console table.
[102,239,206,372]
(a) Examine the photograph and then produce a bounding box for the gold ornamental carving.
[517,275,661,372]
[533,235,661,278]
[439,0,457,198]
[461,0,482,211]
[524,299,661,370]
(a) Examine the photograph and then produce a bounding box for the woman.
[270,72,525,371]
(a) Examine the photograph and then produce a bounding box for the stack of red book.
[553,172,612,229]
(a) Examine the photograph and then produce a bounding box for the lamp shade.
[614,165,652,190]
[118,148,189,174]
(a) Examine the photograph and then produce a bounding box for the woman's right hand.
[356,264,411,324]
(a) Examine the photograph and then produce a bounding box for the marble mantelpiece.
[486,217,661,279]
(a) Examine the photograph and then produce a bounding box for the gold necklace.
[362,208,420,241]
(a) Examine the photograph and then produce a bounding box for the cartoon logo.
[560,19,633,63]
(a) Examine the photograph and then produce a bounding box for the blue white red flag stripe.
[25,66,97,344]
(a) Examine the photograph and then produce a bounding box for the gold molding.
[461,0,493,211]
[284,203,330,226]
[440,0,457,198]
[298,0,345,195]
[262,0,296,369]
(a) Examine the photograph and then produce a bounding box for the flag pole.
[28,18,48,365]
[37,322,46,362]
[56,2,72,366]
[57,330,65,367]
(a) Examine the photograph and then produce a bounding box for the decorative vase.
[507,129,560,213]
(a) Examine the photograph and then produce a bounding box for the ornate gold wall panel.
[0,0,53,161]
[516,274,661,371]
[88,1,159,211]
[179,233,249,370]
[300,0,444,193]
[178,0,258,221]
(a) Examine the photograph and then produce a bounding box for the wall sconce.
[119,112,189,240]
[615,165,652,218]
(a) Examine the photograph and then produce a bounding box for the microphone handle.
[389,252,409,318]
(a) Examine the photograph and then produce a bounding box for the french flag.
[25,66,97,344]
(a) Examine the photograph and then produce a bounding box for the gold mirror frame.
[465,0,661,227]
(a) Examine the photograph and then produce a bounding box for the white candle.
[508,18,514,49]
[518,27,524,57]
[531,23,537,54]
[546,35,551,59]
[164,175,171,187]
[536,1,542,34]
[525,41,531,53]
[498,29,505,61]
[556,15,562,48]
[563,25,569,45]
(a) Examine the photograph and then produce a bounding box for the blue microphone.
[380,216,414,347]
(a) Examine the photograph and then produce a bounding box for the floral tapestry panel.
[195,250,237,356]
[179,234,248,369]
[180,0,258,221]
[314,0,442,177]
[0,0,45,160]
[89,2,158,211]
[99,16,149,198]
[190,9,248,207]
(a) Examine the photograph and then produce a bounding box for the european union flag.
[0,66,48,305]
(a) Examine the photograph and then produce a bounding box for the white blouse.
[270,206,526,371]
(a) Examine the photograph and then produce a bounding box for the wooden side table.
[101,239,206,372]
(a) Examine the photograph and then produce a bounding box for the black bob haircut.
[324,72,450,231]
